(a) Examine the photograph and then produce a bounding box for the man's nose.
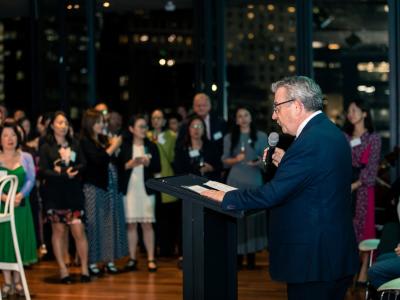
[272,111,277,120]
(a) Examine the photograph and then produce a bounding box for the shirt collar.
[296,110,322,138]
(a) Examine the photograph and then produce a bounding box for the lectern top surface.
[146,174,246,218]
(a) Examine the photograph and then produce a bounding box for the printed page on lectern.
[182,180,237,194]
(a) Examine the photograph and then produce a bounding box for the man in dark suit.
[202,76,358,300]
[177,93,226,152]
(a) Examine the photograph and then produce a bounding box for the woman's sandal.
[147,260,158,272]
[1,283,14,298]
[125,259,138,271]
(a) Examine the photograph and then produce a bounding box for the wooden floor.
[1,251,366,299]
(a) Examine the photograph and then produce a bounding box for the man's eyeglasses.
[273,99,295,113]
[138,125,148,130]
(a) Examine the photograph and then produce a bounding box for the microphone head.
[268,132,279,147]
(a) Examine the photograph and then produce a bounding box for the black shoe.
[237,255,244,270]
[147,260,157,272]
[89,264,103,276]
[125,259,137,271]
[80,274,91,283]
[105,262,119,274]
[60,276,72,284]
[246,253,256,270]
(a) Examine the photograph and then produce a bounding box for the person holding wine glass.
[173,114,222,267]
[222,106,268,269]
[173,115,221,180]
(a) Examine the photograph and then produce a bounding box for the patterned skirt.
[84,164,128,263]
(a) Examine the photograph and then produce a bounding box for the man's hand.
[271,148,285,167]
[201,190,226,202]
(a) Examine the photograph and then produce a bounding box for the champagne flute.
[199,157,205,176]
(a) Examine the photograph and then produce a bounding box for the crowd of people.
[0,79,397,299]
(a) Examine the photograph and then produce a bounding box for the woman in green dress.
[0,121,37,297]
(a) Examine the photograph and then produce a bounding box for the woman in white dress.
[119,115,161,272]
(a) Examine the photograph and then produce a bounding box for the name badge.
[350,138,362,148]
[70,151,77,162]
[158,133,166,145]
[189,149,200,158]
[213,131,223,141]
[0,170,7,179]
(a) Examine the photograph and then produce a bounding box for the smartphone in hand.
[134,157,145,164]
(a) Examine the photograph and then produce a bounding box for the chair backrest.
[0,175,19,218]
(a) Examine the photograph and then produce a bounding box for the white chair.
[359,238,381,300]
[377,277,400,300]
[0,175,31,300]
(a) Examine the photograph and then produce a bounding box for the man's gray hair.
[271,76,323,111]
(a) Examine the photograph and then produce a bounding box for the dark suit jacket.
[119,138,161,195]
[222,113,358,283]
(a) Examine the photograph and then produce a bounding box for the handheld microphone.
[263,132,279,168]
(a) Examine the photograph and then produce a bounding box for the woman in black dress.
[39,111,89,283]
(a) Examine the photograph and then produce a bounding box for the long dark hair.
[230,106,258,155]
[80,108,108,147]
[343,99,374,135]
[183,114,208,148]
[45,111,73,145]
[81,109,102,140]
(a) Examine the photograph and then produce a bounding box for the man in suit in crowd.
[177,93,226,152]
[202,76,358,300]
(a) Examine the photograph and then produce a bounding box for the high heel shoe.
[105,262,119,274]
[125,259,137,271]
[1,283,14,298]
[80,274,91,283]
[89,263,103,276]
[60,275,72,284]
[147,260,157,272]
[60,267,72,284]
